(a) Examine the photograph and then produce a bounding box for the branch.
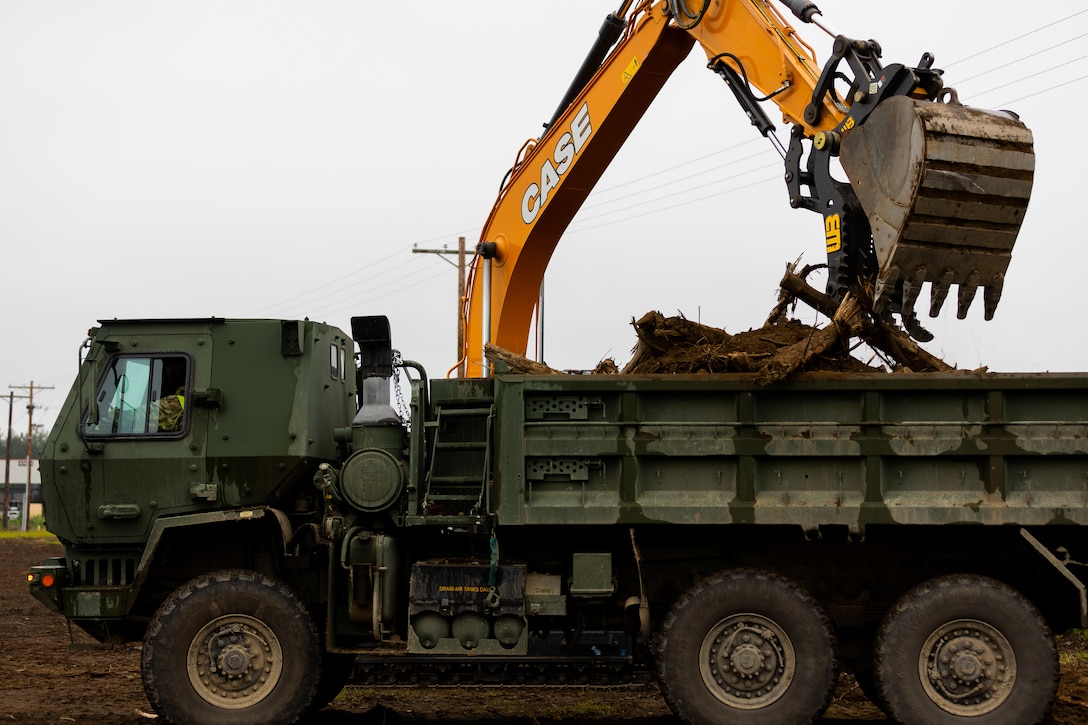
[484,343,560,375]
[757,293,864,385]
[777,269,953,372]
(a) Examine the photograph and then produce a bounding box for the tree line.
[1,429,48,459]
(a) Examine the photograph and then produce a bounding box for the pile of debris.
[486,263,954,385]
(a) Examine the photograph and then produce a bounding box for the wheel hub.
[919,619,1015,716]
[187,614,284,709]
[729,642,767,677]
[217,642,254,678]
[699,614,795,709]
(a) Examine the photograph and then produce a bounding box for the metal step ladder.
[420,403,493,522]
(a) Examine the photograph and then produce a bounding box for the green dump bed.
[484,372,1088,531]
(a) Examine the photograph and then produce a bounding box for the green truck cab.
[31,318,354,622]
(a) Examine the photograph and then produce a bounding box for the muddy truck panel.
[33,318,356,634]
[482,373,1088,529]
[42,318,356,547]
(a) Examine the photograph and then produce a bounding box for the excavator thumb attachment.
[840,95,1034,322]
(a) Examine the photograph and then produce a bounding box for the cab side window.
[83,355,190,437]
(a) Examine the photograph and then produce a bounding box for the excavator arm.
[460,0,1033,376]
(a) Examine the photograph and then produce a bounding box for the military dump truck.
[29,315,1088,724]
[26,2,1051,721]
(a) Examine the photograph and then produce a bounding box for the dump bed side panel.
[491,373,1088,532]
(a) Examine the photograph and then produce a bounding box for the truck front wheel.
[657,569,838,725]
[873,574,1058,724]
[141,569,320,725]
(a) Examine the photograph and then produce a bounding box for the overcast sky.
[2,1,1086,438]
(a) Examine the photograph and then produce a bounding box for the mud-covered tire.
[141,569,320,725]
[657,569,838,725]
[874,574,1057,724]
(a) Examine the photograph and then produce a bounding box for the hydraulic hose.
[544,11,627,130]
[668,0,710,30]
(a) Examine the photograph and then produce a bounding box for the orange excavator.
[460,0,1035,377]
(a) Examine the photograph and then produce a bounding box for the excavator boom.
[461,0,1034,374]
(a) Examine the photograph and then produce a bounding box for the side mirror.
[86,395,100,426]
[82,342,101,426]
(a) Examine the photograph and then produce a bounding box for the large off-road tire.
[657,569,839,725]
[874,574,1057,724]
[141,569,321,725]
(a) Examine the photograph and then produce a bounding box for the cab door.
[76,337,213,544]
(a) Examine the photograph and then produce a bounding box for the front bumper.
[28,557,68,612]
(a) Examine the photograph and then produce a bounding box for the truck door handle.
[97,503,141,519]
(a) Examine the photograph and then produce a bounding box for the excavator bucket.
[839,95,1034,322]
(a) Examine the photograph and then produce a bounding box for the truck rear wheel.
[657,569,838,725]
[873,574,1057,724]
[141,569,320,725]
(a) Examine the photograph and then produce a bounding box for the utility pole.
[10,381,53,532]
[412,237,468,377]
[3,393,12,531]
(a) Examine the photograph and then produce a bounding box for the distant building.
[2,458,41,518]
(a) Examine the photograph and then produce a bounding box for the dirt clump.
[621,310,879,376]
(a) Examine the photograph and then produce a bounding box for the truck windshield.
[83,354,190,437]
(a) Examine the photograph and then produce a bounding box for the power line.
[971,55,1088,102]
[257,255,421,316]
[1000,73,1088,105]
[952,33,1088,84]
[289,257,452,317]
[571,176,781,234]
[571,165,778,227]
[272,245,406,305]
[582,140,761,199]
[317,266,455,317]
[944,9,1088,68]
[249,245,415,316]
[578,148,776,214]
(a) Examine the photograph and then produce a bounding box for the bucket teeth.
[901,308,934,343]
[957,270,983,319]
[874,264,900,313]
[983,272,1005,321]
[901,265,927,321]
[929,268,955,318]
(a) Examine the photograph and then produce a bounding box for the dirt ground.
[2,537,1087,724]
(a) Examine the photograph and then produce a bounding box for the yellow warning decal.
[825,214,842,253]
[622,56,640,86]
[438,585,490,593]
